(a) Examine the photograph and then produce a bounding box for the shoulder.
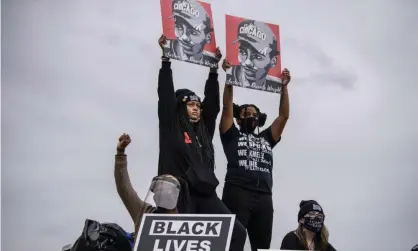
[220,123,240,142]
[283,231,299,241]
[259,126,281,147]
[327,242,337,251]
[281,231,300,247]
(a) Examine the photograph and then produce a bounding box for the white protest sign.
[134,214,235,251]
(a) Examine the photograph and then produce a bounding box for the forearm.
[204,69,220,109]
[220,84,234,133]
[158,57,175,99]
[114,148,144,222]
[279,85,289,119]
[202,71,220,137]
[223,83,233,106]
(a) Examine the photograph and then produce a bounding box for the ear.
[270,56,277,68]
[205,33,212,44]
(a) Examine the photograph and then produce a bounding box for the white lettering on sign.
[152,239,211,251]
[239,23,266,40]
[173,1,200,18]
[149,220,222,237]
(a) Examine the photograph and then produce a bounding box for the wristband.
[116,147,125,153]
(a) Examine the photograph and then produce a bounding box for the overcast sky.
[2,0,418,250]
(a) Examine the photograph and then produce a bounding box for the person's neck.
[303,228,316,243]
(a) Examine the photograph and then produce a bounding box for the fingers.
[119,133,131,142]
[158,34,167,45]
[282,68,290,76]
[119,133,125,142]
[222,59,229,70]
[215,47,222,60]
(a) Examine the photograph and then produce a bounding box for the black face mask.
[303,216,324,233]
[240,117,257,133]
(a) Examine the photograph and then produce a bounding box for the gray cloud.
[2,0,417,251]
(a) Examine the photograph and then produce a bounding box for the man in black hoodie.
[157,35,246,251]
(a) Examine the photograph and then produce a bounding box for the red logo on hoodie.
[184,132,192,144]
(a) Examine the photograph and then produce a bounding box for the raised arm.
[220,59,234,134]
[270,68,291,142]
[202,48,222,139]
[114,134,146,224]
[158,35,177,125]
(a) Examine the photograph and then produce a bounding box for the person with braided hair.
[157,35,247,251]
[219,58,291,251]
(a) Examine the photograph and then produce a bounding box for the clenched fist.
[158,34,167,51]
[222,59,231,72]
[117,133,131,150]
[281,68,291,86]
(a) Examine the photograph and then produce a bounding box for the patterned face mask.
[303,213,324,233]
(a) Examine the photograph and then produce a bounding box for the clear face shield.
[144,175,181,211]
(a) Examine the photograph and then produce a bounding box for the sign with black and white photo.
[133,214,235,251]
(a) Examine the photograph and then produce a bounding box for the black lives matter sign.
[133,214,235,251]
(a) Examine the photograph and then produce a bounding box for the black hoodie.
[157,60,220,196]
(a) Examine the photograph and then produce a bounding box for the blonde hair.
[295,223,329,251]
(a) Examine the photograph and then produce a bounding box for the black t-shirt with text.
[220,123,280,194]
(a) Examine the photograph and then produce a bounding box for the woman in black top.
[219,59,291,251]
[280,200,337,251]
[157,35,246,251]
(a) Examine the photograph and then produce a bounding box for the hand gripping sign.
[160,0,218,68]
[225,15,282,94]
[133,214,235,251]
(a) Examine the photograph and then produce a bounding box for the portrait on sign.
[225,15,282,94]
[160,0,218,68]
[133,214,235,251]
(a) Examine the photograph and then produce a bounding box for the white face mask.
[145,178,180,210]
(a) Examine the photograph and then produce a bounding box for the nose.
[244,58,253,67]
[180,30,191,42]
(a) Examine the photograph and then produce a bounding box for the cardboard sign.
[225,15,282,94]
[134,214,235,251]
[160,0,218,68]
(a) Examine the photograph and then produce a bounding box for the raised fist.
[158,34,167,51]
[117,133,131,150]
[222,59,231,72]
[281,68,291,86]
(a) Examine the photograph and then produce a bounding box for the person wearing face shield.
[156,37,247,251]
[114,133,189,237]
[280,200,337,251]
[219,59,291,251]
